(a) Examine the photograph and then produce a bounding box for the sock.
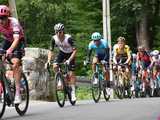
[71,85,75,93]
[16,85,20,96]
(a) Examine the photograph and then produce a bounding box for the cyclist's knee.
[53,63,59,72]
[92,57,98,64]
[11,59,21,71]
[126,68,130,73]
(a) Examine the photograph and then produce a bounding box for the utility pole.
[8,0,18,19]
[102,0,113,98]
[102,0,107,40]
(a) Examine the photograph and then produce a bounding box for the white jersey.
[51,34,74,53]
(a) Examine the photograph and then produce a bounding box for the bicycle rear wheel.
[55,72,66,107]
[0,78,6,119]
[91,73,101,103]
[15,73,29,116]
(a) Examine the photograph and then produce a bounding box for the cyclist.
[0,5,25,104]
[47,23,77,101]
[131,53,140,96]
[113,36,131,80]
[136,46,151,91]
[150,50,160,82]
[85,32,110,88]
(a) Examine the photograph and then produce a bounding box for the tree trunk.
[136,11,151,50]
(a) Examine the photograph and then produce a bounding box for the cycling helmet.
[117,36,125,42]
[151,50,159,56]
[0,5,9,17]
[132,53,137,59]
[138,46,145,51]
[54,23,64,32]
[91,32,101,41]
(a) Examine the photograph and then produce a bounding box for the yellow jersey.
[113,44,131,58]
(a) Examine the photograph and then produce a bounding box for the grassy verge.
[76,86,92,100]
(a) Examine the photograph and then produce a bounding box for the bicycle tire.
[0,76,6,119]
[15,73,29,116]
[55,72,66,107]
[116,74,124,99]
[103,87,110,101]
[91,73,101,103]
[67,86,76,106]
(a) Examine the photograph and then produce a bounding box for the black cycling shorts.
[53,50,75,71]
[1,39,25,59]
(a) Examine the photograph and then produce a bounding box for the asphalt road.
[2,98,160,120]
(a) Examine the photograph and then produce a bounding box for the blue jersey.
[88,39,108,55]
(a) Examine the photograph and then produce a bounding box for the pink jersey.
[0,17,24,42]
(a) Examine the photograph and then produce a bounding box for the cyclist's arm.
[113,46,118,64]
[67,37,77,61]
[8,25,21,51]
[125,48,131,64]
[104,47,109,61]
[48,37,55,62]
[87,42,93,62]
[9,36,20,50]
[113,53,117,64]
[87,49,92,62]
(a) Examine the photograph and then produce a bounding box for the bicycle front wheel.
[55,72,66,107]
[0,78,6,119]
[103,81,110,101]
[15,73,29,116]
[115,74,124,99]
[91,73,101,103]
[67,86,76,106]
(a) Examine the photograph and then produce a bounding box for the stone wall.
[22,48,55,101]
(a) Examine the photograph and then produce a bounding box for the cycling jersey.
[0,17,24,42]
[137,52,151,63]
[113,44,131,58]
[88,39,108,55]
[88,39,109,61]
[137,51,151,69]
[50,34,75,53]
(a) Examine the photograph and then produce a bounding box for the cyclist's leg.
[11,58,22,103]
[12,41,24,104]
[92,56,99,73]
[101,56,110,87]
[69,61,76,101]
[92,56,99,84]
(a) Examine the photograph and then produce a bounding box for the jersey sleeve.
[68,37,75,47]
[88,42,93,50]
[126,46,131,57]
[49,36,55,51]
[12,20,21,38]
[102,39,108,48]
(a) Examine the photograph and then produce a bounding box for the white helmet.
[54,23,64,33]
[151,50,159,56]
[132,53,137,59]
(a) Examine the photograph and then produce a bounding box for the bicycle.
[130,70,141,98]
[88,61,110,103]
[0,50,29,118]
[113,63,131,99]
[54,62,76,107]
[149,65,160,97]
[138,64,151,97]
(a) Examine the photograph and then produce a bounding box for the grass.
[76,86,92,100]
